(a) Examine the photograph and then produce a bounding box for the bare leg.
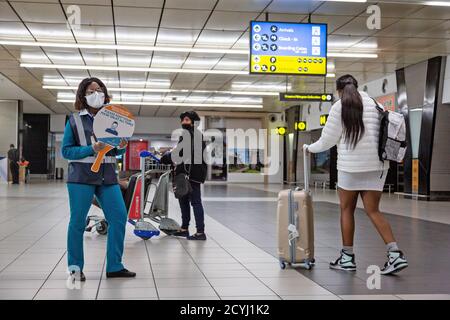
[360,191,395,244]
[338,188,359,247]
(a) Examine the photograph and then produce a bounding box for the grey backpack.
[372,98,407,163]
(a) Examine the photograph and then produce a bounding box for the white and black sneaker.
[381,250,408,275]
[329,250,356,271]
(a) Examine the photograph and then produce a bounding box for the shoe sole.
[329,265,356,272]
[381,263,408,275]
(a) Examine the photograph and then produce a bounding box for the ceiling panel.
[267,0,320,15]
[369,3,423,19]
[113,0,163,8]
[11,3,66,23]
[313,1,367,16]
[118,52,152,67]
[171,73,205,89]
[72,26,115,43]
[217,0,271,12]
[151,52,187,68]
[410,5,450,20]
[116,26,157,44]
[114,6,161,27]
[416,21,450,39]
[156,28,201,46]
[160,9,210,29]
[333,17,398,37]
[26,23,74,42]
[375,19,444,37]
[196,30,243,48]
[0,2,19,21]
[308,15,353,34]
[61,4,113,26]
[0,22,33,39]
[165,0,216,10]
[206,11,258,31]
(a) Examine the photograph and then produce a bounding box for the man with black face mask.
[161,111,207,240]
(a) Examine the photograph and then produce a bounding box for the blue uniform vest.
[67,112,119,185]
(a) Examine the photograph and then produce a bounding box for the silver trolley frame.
[140,152,180,234]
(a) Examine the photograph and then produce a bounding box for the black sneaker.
[381,250,408,275]
[70,271,86,282]
[187,233,207,241]
[329,250,357,271]
[106,268,136,278]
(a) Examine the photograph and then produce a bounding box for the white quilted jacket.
[308,91,389,173]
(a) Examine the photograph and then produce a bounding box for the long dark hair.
[336,74,364,149]
[74,77,110,110]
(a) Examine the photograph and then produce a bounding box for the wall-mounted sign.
[250,21,328,76]
[280,93,333,102]
[320,114,329,126]
[295,121,307,131]
[375,94,397,112]
[276,127,287,135]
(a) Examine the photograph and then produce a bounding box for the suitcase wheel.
[279,260,286,270]
[97,220,108,235]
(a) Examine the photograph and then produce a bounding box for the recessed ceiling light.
[0,40,248,55]
[43,85,279,96]
[327,53,378,58]
[56,99,263,109]
[21,63,248,75]
[4,40,379,59]
[424,1,450,6]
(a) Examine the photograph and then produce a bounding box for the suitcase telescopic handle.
[303,146,310,192]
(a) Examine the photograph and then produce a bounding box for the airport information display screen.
[249,21,327,76]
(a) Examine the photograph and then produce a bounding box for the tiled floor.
[0,181,449,300]
[203,185,450,296]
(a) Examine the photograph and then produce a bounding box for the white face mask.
[85,91,105,109]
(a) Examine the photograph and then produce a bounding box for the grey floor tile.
[34,288,98,300]
[97,287,158,299]
[157,286,218,298]
[0,288,38,300]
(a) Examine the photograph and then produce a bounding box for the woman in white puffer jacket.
[304,74,408,275]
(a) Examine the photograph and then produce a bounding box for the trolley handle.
[139,150,161,163]
[303,146,311,192]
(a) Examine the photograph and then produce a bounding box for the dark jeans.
[9,162,19,184]
[178,181,205,233]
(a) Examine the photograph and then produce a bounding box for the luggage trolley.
[127,150,180,240]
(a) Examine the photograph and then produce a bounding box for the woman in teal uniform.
[62,77,136,281]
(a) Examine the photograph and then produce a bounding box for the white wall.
[361,73,397,97]
[50,114,67,132]
[0,101,18,156]
[443,55,450,104]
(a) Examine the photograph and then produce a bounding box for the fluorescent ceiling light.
[4,40,378,59]
[424,1,450,6]
[232,82,292,91]
[0,40,248,55]
[57,99,263,109]
[327,52,378,58]
[43,77,171,87]
[43,85,279,96]
[20,63,248,75]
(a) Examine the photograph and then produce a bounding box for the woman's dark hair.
[336,74,365,149]
[74,77,110,110]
